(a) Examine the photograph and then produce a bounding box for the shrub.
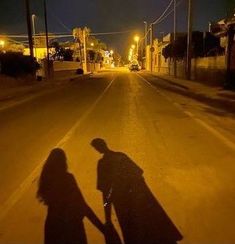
[0,52,39,77]
[76,68,84,75]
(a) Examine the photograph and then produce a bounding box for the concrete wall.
[168,56,226,85]
[145,46,151,71]
[193,56,226,85]
[53,61,101,73]
[53,61,82,71]
[87,63,101,73]
[153,53,169,74]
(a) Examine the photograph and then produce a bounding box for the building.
[212,15,235,87]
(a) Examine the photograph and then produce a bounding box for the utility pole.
[25,0,34,58]
[43,0,50,77]
[32,14,37,59]
[186,0,193,80]
[144,21,148,47]
[143,21,148,69]
[173,0,177,77]
[83,28,87,73]
[150,24,153,72]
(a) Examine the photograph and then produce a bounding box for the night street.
[0,69,235,243]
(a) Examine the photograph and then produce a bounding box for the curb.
[149,73,189,90]
[144,72,235,113]
[69,73,91,81]
[0,73,91,112]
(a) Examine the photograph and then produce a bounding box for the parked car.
[129,63,140,71]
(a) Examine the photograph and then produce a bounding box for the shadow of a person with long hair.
[91,138,183,244]
[37,148,105,244]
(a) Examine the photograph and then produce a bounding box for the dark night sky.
[0,0,231,56]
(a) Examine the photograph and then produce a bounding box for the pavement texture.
[0,68,235,244]
[0,72,91,112]
[146,71,235,111]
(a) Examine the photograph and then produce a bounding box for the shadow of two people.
[91,138,183,244]
[37,138,183,244]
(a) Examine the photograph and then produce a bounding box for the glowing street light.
[90,42,94,47]
[131,44,136,49]
[0,40,5,48]
[134,35,140,42]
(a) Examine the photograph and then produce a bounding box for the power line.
[140,0,174,43]
[142,0,184,41]
[141,27,151,41]
[90,30,133,36]
[49,11,72,32]
[155,0,184,25]
[152,0,174,25]
[3,29,134,39]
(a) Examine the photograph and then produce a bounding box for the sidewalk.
[0,72,91,111]
[144,71,235,111]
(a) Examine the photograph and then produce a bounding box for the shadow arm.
[103,192,112,224]
[85,205,105,233]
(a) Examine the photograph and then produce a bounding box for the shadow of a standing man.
[91,138,183,244]
[37,148,105,244]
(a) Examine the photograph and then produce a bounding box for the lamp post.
[144,21,148,47]
[173,0,177,77]
[0,40,5,49]
[83,29,87,73]
[150,24,153,72]
[32,14,37,59]
[43,0,50,77]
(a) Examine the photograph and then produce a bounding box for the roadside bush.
[76,68,84,75]
[162,31,224,60]
[0,52,40,77]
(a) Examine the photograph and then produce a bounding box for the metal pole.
[144,21,148,47]
[83,29,87,73]
[186,0,193,80]
[43,0,50,77]
[136,40,139,59]
[173,0,177,77]
[32,14,37,59]
[150,24,154,72]
[25,0,34,58]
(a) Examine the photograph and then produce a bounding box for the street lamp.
[144,21,148,47]
[32,14,37,59]
[131,44,136,49]
[0,40,5,48]
[43,0,50,74]
[134,35,140,42]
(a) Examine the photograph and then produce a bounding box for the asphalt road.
[0,68,235,244]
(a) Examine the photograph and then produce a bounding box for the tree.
[50,42,73,61]
[63,49,73,61]
[162,31,224,60]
